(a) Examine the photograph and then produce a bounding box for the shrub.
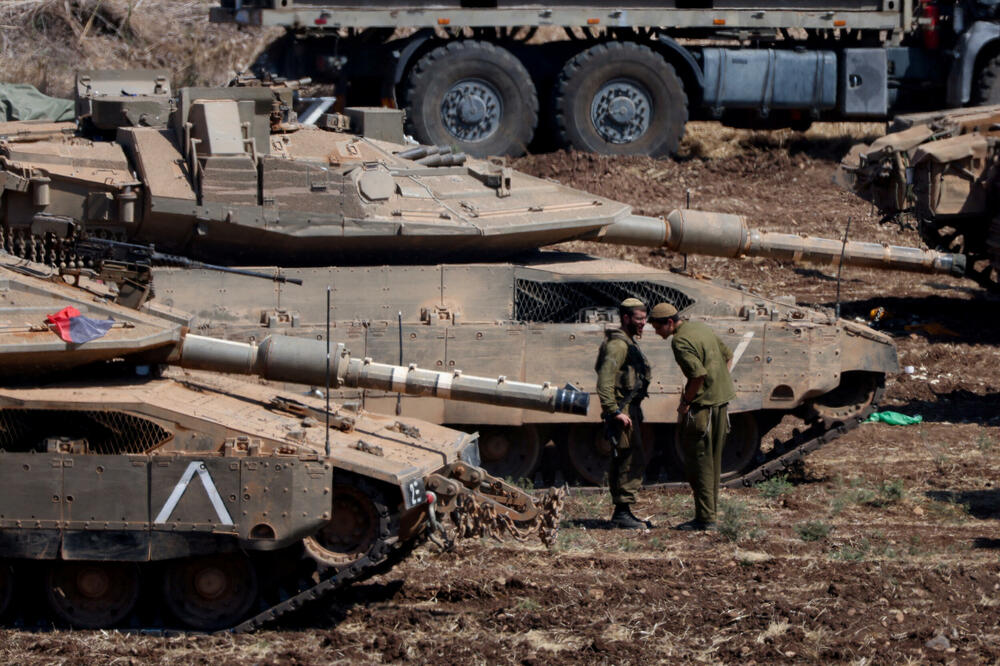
[756,474,794,499]
[795,520,832,542]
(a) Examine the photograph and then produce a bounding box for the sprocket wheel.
[302,475,393,572]
[809,371,882,426]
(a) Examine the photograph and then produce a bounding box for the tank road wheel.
[303,477,391,571]
[403,41,538,157]
[673,411,761,481]
[477,425,542,481]
[566,423,612,485]
[555,42,688,157]
[566,422,656,485]
[163,554,258,631]
[0,564,11,618]
[45,562,140,628]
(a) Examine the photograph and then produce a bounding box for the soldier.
[595,297,653,529]
[648,303,735,531]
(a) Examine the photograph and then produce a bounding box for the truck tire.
[555,42,688,157]
[972,54,1000,104]
[403,41,538,157]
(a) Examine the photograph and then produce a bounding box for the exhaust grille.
[514,279,694,323]
[0,409,172,454]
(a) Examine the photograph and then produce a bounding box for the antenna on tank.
[325,286,331,457]
[396,311,403,416]
[835,217,852,320]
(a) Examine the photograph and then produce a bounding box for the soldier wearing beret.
[595,298,653,529]
[649,303,735,530]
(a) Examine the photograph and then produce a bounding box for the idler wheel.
[303,479,390,571]
[163,554,257,631]
[810,371,882,425]
[477,425,542,482]
[45,561,140,628]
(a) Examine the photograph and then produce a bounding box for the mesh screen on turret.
[0,409,172,454]
[513,279,694,323]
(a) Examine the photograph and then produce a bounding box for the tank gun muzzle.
[589,209,965,277]
[175,334,589,415]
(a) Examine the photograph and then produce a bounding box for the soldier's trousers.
[608,407,646,506]
[680,402,730,523]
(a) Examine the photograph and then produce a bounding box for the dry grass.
[680,120,885,160]
[0,0,280,96]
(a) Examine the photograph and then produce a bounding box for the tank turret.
[0,70,962,278]
[838,104,1000,289]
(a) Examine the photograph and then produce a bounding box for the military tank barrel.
[175,333,590,415]
[587,209,965,276]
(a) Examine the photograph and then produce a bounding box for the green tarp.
[866,411,924,426]
[0,83,74,122]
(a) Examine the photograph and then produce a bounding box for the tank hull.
[151,252,897,484]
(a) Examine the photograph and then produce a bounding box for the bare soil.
[4,124,1000,663]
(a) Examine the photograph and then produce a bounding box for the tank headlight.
[459,434,481,468]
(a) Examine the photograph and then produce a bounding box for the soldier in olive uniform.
[595,298,653,529]
[649,303,736,530]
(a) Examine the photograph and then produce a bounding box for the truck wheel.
[403,41,538,157]
[555,42,688,157]
[972,54,1000,104]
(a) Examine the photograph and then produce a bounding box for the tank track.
[229,533,422,633]
[562,389,882,495]
[229,479,412,633]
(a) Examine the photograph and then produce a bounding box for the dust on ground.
[3,124,1000,663]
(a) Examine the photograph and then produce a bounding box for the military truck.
[0,250,585,631]
[840,103,1000,290]
[212,0,1000,157]
[1,70,941,485]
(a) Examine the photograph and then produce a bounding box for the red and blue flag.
[46,306,114,344]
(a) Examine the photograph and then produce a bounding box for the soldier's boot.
[611,503,648,529]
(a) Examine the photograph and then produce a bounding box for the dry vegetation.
[0,0,279,96]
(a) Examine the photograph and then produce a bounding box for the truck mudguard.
[946,19,1000,106]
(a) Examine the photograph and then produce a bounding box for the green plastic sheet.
[0,83,74,122]
[866,411,923,426]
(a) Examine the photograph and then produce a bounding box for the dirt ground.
[4,124,999,663]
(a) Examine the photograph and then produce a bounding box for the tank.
[839,104,1000,290]
[0,251,586,631]
[0,70,915,485]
